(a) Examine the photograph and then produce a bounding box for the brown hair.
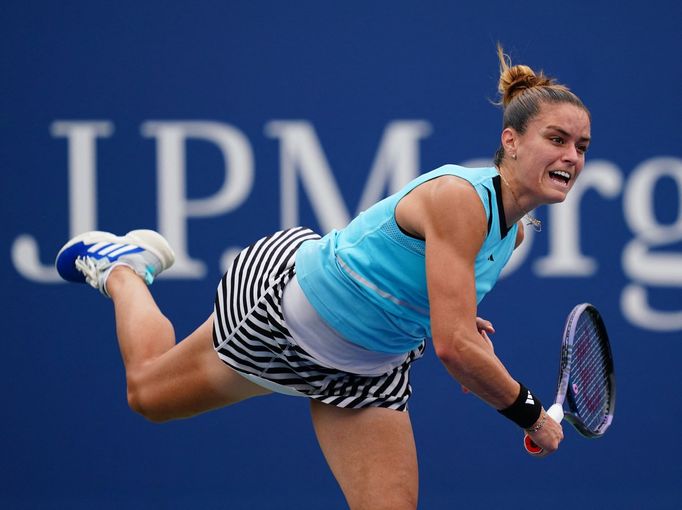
[493,44,590,166]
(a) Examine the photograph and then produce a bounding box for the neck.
[496,164,542,232]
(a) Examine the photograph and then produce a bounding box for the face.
[504,102,591,204]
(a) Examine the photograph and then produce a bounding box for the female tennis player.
[56,46,591,510]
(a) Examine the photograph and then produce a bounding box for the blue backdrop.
[3,1,681,508]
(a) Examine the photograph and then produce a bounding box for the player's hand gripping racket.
[524,303,616,455]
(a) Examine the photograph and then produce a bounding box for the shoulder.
[421,175,488,253]
[396,169,493,243]
[425,174,487,217]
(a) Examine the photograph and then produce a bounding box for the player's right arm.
[418,176,520,408]
[407,176,563,452]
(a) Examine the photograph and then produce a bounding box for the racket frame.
[553,303,616,438]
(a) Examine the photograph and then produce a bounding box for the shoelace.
[75,256,112,290]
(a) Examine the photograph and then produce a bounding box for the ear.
[500,128,518,155]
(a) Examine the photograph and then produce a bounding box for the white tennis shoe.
[55,229,175,296]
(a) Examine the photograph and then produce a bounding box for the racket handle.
[523,404,564,455]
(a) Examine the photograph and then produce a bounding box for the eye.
[576,144,588,154]
[550,136,565,145]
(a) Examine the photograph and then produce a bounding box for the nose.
[562,145,580,165]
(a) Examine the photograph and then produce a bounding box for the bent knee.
[127,388,167,423]
[126,391,155,423]
[125,371,173,423]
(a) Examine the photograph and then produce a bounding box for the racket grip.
[523,404,564,455]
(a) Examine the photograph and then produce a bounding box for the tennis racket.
[524,303,616,455]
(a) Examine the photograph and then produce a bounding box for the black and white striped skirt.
[212,227,425,411]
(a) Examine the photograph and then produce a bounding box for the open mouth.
[549,170,571,186]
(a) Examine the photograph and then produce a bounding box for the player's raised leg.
[310,401,419,510]
[56,230,271,422]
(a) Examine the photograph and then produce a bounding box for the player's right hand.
[525,409,564,457]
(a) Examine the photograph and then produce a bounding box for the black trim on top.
[397,221,425,241]
[492,175,511,239]
[484,188,493,234]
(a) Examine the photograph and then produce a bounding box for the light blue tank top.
[295,164,518,354]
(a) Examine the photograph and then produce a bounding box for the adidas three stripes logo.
[86,242,143,258]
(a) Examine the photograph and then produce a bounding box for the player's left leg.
[56,229,272,423]
[107,266,271,422]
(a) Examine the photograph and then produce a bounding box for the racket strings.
[569,313,612,433]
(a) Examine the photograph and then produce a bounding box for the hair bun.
[497,45,554,106]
